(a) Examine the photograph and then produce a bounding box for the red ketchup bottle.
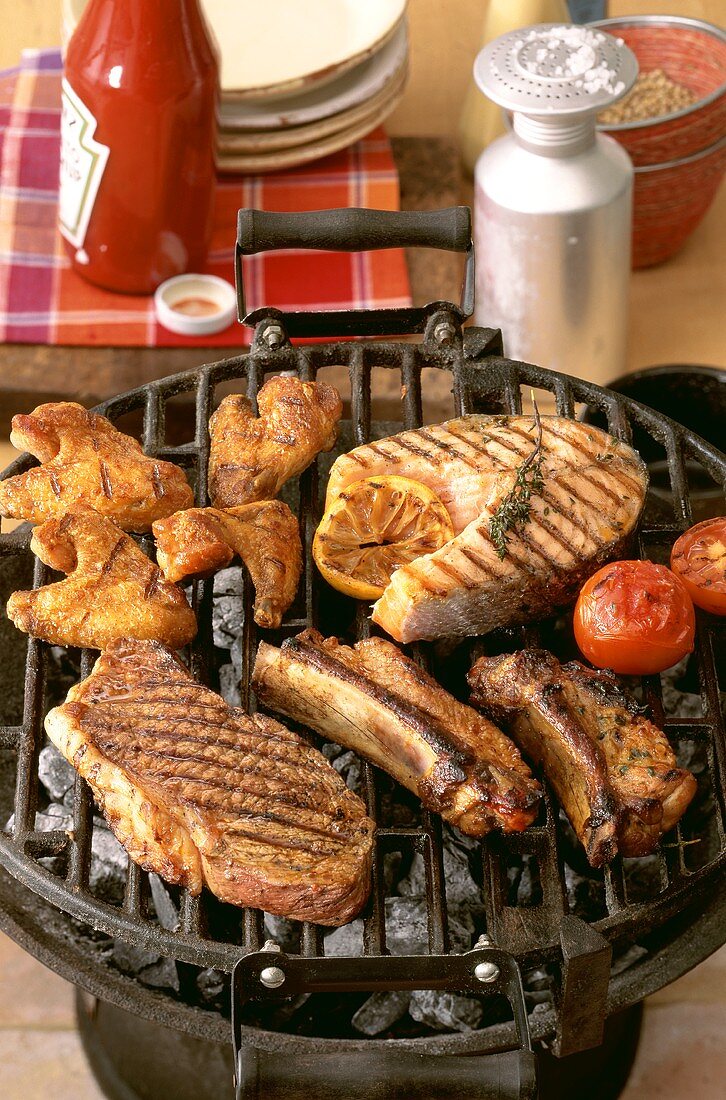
[60,0,219,294]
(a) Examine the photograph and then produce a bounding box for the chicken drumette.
[208,376,342,508]
[153,499,302,629]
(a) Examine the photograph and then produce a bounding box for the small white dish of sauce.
[154,274,237,336]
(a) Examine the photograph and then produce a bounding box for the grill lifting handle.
[231,943,537,1100]
[235,205,475,339]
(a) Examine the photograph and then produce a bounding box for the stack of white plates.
[64,0,409,174]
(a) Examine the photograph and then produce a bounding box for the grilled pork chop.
[208,376,342,508]
[468,649,696,866]
[0,402,192,531]
[45,639,375,924]
[253,629,541,836]
[153,499,302,629]
[7,506,196,650]
[325,415,647,643]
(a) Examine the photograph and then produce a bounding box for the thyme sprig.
[489,399,544,559]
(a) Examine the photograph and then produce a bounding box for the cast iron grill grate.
[1,335,724,977]
[0,206,724,1061]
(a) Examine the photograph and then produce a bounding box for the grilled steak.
[468,649,696,865]
[325,415,647,643]
[45,639,375,925]
[253,629,541,836]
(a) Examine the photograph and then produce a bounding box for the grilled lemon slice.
[313,475,455,600]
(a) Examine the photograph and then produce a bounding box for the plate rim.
[215,80,407,173]
[223,3,407,99]
[217,58,408,151]
[218,20,408,131]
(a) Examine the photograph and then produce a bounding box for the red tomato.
[670,517,726,616]
[573,560,695,675]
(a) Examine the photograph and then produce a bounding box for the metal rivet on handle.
[263,323,285,350]
[260,965,286,989]
[433,321,456,345]
[474,960,500,983]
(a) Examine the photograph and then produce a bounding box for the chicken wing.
[153,500,302,629]
[7,505,196,650]
[208,376,342,507]
[0,402,193,531]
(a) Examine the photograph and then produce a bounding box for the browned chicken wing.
[208,376,342,507]
[7,505,196,650]
[253,629,541,837]
[45,639,375,924]
[0,402,193,531]
[153,500,302,629]
[468,649,697,866]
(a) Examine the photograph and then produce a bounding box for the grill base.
[76,989,643,1100]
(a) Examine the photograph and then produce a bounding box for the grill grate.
[1,329,725,1032]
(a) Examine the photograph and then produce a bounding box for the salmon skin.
[325,415,648,643]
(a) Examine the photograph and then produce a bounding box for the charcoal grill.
[0,207,725,1100]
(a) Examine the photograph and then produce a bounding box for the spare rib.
[253,629,541,837]
[468,648,697,865]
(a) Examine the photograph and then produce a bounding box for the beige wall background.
[3,1,724,136]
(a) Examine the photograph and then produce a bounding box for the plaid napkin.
[0,50,411,347]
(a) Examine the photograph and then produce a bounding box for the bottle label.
[59,78,110,249]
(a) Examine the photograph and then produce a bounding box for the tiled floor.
[1,931,724,1099]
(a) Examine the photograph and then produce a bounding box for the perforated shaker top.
[474,23,638,116]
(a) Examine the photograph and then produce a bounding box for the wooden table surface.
[0,136,723,434]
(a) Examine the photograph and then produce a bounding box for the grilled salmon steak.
[253,629,541,836]
[153,499,302,629]
[7,505,196,650]
[324,415,648,643]
[468,649,696,866]
[208,376,342,508]
[0,402,192,531]
[45,639,375,924]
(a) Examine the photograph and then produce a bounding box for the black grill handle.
[237,206,472,255]
[236,1046,537,1100]
[235,206,475,338]
[232,946,537,1100]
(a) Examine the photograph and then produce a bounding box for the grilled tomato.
[670,517,726,615]
[313,475,455,601]
[573,560,695,675]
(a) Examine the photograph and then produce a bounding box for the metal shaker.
[473,25,638,385]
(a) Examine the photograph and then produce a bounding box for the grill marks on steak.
[468,649,697,866]
[45,639,375,925]
[253,629,541,837]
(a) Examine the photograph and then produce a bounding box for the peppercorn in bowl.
[591,15,726,267]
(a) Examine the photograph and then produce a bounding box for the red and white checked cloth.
[0,50,411,347]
